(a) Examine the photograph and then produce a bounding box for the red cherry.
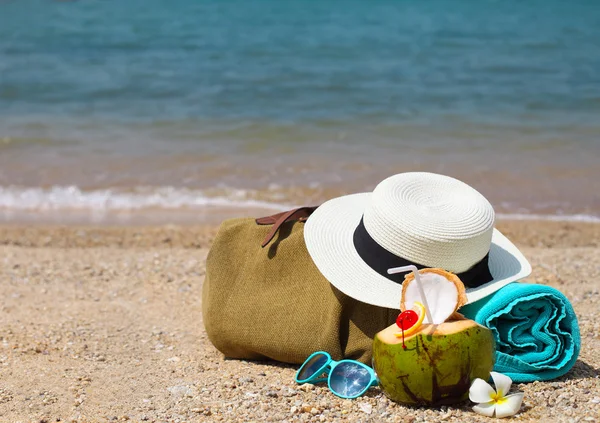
[396,310,418,330]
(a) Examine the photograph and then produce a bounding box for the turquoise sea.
[0,0,599,222]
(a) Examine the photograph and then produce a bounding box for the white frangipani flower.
[469,371,524,418]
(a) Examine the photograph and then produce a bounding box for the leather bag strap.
[256,206,318,248]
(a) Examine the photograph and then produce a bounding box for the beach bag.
[202,206,398,365]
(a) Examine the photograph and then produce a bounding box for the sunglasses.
[294,351,378,399]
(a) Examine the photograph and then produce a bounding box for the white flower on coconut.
[469,372,524,418]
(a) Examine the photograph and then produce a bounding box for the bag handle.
[256,206,318,248]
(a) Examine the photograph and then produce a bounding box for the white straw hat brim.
[304,192,532,309]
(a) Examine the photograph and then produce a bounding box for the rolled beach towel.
[460,282,580,383]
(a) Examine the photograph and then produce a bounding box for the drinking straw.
[387,265,434,324]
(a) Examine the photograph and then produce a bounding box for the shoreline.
[0,219,598,249]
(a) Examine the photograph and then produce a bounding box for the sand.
[0,220,598,422]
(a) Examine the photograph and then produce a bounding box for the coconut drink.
[372,268,495,406]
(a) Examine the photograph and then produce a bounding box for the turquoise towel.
[460,282,580,383]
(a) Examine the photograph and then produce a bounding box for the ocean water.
[1,0,599,223]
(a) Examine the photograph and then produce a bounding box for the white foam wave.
[0,185,292,212]
[0,185,598,223]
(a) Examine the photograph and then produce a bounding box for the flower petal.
[490,371,512,397]
[473,401,496,417]
[469,378,496,403]
[495,392,524,418]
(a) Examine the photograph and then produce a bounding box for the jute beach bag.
[202,207,397,364]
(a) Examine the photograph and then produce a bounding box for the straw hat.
[304,172,531,309]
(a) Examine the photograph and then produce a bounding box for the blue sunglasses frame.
[294,351,378,399]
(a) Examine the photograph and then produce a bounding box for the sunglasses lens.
[329,362,371,398]
[297,353,329,381]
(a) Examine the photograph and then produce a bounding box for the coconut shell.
[373,319,496,405]
[400,268,468,315]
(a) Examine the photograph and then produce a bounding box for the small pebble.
[359,403,372,414]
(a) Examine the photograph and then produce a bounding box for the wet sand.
[0,220,598,422]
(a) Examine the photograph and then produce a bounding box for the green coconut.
[372,317,495,406]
